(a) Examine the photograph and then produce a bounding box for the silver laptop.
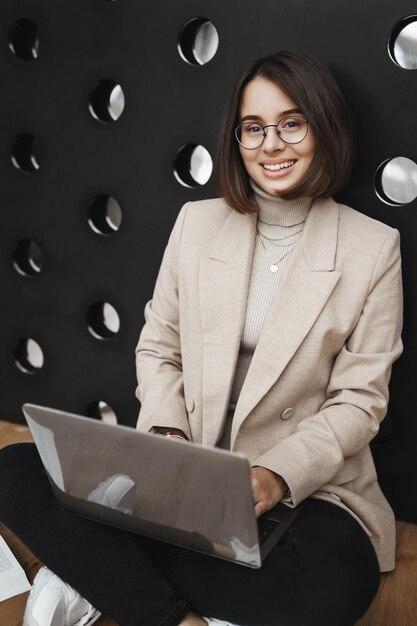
[23,403,302,568]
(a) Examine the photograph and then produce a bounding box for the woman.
[0,50,403,626]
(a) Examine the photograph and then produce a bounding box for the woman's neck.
[250,179,312,227]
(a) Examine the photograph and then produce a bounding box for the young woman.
[0,50,403,626]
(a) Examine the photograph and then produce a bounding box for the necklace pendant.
[270,264,278,273]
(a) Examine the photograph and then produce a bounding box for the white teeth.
[263,161,295,171]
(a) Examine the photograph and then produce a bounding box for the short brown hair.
[215,50,356,213]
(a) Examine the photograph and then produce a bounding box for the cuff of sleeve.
[252,451,307,507]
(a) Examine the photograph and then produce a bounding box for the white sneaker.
[204,618,242,626]
[23,567,101,626]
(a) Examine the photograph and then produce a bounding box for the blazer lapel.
[199,208,256,445]
[231,196,341,444]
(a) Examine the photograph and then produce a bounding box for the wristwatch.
[163,431,187,441]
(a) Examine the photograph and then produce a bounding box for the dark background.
[0,0,415,521]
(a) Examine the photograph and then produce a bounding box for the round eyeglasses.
[235,116,309,150]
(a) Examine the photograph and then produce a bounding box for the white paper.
[0,534,31,601]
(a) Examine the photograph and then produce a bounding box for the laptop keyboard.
[257,517,280,544]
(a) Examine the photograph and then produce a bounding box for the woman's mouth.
[262,160,296,171]
[261,160,297,178]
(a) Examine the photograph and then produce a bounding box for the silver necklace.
[257,227,303,246]
[258,235,296,273]
[258,217,306,228]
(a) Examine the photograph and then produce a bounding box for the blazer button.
[186,398,195,413]
[281,408,294,420]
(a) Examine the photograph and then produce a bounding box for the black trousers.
[0,443,381,626]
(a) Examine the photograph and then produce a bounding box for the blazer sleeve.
[253,227,404,505]
[135,202,192,438]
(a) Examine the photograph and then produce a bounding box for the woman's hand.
[150,426,189,441]
[251,466,288,518]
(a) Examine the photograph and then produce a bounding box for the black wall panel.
[0,0,415,520]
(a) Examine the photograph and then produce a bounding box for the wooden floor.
[1,420,416,626]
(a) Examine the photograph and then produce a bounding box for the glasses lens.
[277,116,307,144]
[236,122,264,149]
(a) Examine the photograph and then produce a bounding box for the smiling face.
[238,76,315,197]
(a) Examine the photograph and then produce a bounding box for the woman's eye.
[281,118,303,130]
[246,125,262,134]
[242,123,262,134]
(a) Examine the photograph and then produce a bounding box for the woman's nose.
[262,127,286,152]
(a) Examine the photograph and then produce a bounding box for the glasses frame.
[235,116,309,150]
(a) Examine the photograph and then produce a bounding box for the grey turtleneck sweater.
[218,181,313,448]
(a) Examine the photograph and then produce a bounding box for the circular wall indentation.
[89,80,125,122]
[87,401,118,424]
[178,18,219,65]
[13,239,43,276]
[173,144,213,187]
[88,195,122,235]
[9,19,39,61]
[14,338,44,373]
[375,157,417,205]
[87,302,120,339]
[389,16,417,69]
[10,133,40,172]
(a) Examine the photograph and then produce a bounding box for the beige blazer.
[135,196,403,571]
